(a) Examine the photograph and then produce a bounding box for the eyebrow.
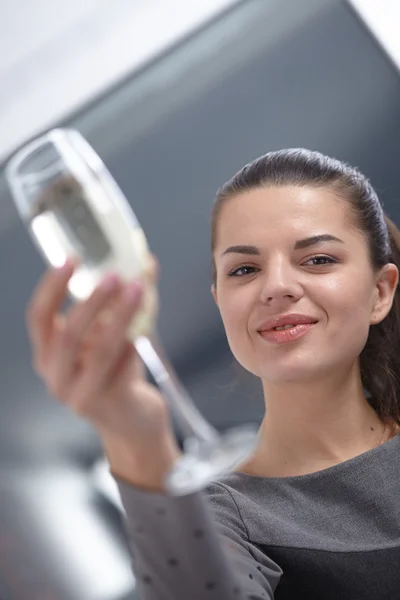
[220,234,345,257]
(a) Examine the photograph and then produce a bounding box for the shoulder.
[206,472,254,505]
[206,475,243,514]
[205,472,259,537]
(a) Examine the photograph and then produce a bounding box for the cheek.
[323,277,373,350]
[221,302,248,337]
[218,291,252,349]
[326,272,372,316]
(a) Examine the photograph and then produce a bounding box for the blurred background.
[0,0,400,598]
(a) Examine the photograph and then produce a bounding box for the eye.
[304,255,337,266]
[227,265,260,277]
[227,255,337,277]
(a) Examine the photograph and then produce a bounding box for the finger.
[108,341,136,388]
[79,341,135,424]
[147,253,159,284]
[69,282,144,405]
[77,291,127,352]
[26,259,76,367]
[48,273,122,397]
[86,329,146,381]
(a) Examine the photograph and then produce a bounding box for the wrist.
[101,435,182,492]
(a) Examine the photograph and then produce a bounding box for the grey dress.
[115,433,400,599]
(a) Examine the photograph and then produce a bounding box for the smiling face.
[211,186,397,384]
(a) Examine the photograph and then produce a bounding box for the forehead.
[216,186,352,243]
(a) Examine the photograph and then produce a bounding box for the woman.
[27,149,400,599]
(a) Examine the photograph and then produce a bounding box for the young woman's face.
[212,186,397,383]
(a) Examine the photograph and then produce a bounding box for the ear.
[211,283,218,306]
[370,262,399,324]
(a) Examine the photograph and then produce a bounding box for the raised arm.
[115,477,282,600]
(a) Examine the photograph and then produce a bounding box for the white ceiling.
[0,0,240,163]
[349,0,400,72]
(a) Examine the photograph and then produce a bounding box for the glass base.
[164,425,259,496]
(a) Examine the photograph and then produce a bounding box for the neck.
[240,366,395,478]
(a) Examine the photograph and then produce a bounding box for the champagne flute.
[5,128,258,495]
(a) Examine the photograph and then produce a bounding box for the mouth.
[269,322,317,331]
[258,322,318,344]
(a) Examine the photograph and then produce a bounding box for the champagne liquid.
[29,174,158,339]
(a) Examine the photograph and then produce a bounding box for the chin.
[262,368,320,384]
[241,349,332,383]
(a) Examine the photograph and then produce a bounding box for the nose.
[259,257,303,305]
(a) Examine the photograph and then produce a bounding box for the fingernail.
[123,282,142,303]
[57,258,74,273]
[100,273,120,292]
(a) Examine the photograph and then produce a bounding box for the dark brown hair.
[211,148,400,428]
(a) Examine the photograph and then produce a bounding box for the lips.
[259,322,317,344]
[257,314,318,332]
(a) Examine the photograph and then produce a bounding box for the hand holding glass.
[5,128,258,495]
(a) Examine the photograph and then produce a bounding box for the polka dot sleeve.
[115,477,281,599]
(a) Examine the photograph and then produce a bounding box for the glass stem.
[134,334,219,447]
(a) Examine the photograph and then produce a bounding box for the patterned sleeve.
[115,477,282,599]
